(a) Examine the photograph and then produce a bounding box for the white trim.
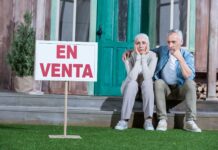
[186,0,190,48]
[88,0,97,95]
[89,0,97,42]
[50,0,60,40]
[72,0,77,41]
[55,0,60,40]
[170,0,174,29]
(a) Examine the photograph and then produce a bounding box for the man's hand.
[122,50,132,62]
[171,49,192,79]
[170,49,183,61]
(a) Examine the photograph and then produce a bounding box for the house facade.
[0,0,216,96]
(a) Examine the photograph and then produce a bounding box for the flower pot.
[14,76,34,93]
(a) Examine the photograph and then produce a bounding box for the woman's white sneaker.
[115,120,128,130]
[144,119,154,131]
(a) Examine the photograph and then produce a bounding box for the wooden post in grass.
[49,81,81,139]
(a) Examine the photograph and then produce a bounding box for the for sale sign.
[34,40,98,81]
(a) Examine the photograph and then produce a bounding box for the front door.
[95,0,141,96]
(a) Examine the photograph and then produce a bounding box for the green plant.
[7,11,35,77]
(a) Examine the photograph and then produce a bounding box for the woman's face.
[134,37,148,54]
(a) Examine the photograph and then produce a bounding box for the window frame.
[157,0,191,49]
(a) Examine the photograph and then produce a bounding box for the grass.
[0,124,217,150]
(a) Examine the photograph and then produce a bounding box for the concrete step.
[170,100,218,113]
[0,92,143,127]
[169,100,218,130]
[0,92,218,130]
[0,92,142,111]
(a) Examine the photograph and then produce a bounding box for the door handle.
[96,25,102,38]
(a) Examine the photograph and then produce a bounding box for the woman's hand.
[135,48,148,55]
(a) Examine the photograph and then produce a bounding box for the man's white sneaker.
[183,120,202,132]
[144,119,154,131]
[115,120,128,130]
[156,119,167,131]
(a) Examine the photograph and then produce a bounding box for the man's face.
[167,32,182,53]
[134,37,148,54]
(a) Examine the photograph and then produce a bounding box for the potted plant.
[7,11,35,93]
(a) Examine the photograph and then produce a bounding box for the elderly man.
[153,29,201,132]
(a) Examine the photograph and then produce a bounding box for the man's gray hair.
[134,33,150,51]
[167,29,183,44]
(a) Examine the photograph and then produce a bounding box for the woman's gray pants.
[121,79,154,120]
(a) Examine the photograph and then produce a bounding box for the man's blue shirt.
[151,46,195,86]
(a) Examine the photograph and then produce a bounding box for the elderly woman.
[115,33,157,131]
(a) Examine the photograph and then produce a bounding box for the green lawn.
[0,124,217,150]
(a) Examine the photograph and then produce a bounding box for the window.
[156,0,189,47]
[118,0,128,41]
[59,0,90,41]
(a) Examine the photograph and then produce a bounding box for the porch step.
[170,100,218,113]
[0,92,218,130]
[0,92,142,127]
[0,92,142,111]
[169,100,218,130]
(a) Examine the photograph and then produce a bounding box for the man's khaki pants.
[154,79,197,121]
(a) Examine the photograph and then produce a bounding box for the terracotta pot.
[14,76,33,93]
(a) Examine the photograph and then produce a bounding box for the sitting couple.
[115,29,201,132]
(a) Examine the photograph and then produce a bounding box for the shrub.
[7,11,35,77]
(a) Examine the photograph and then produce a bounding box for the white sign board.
[34,40,98,81]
